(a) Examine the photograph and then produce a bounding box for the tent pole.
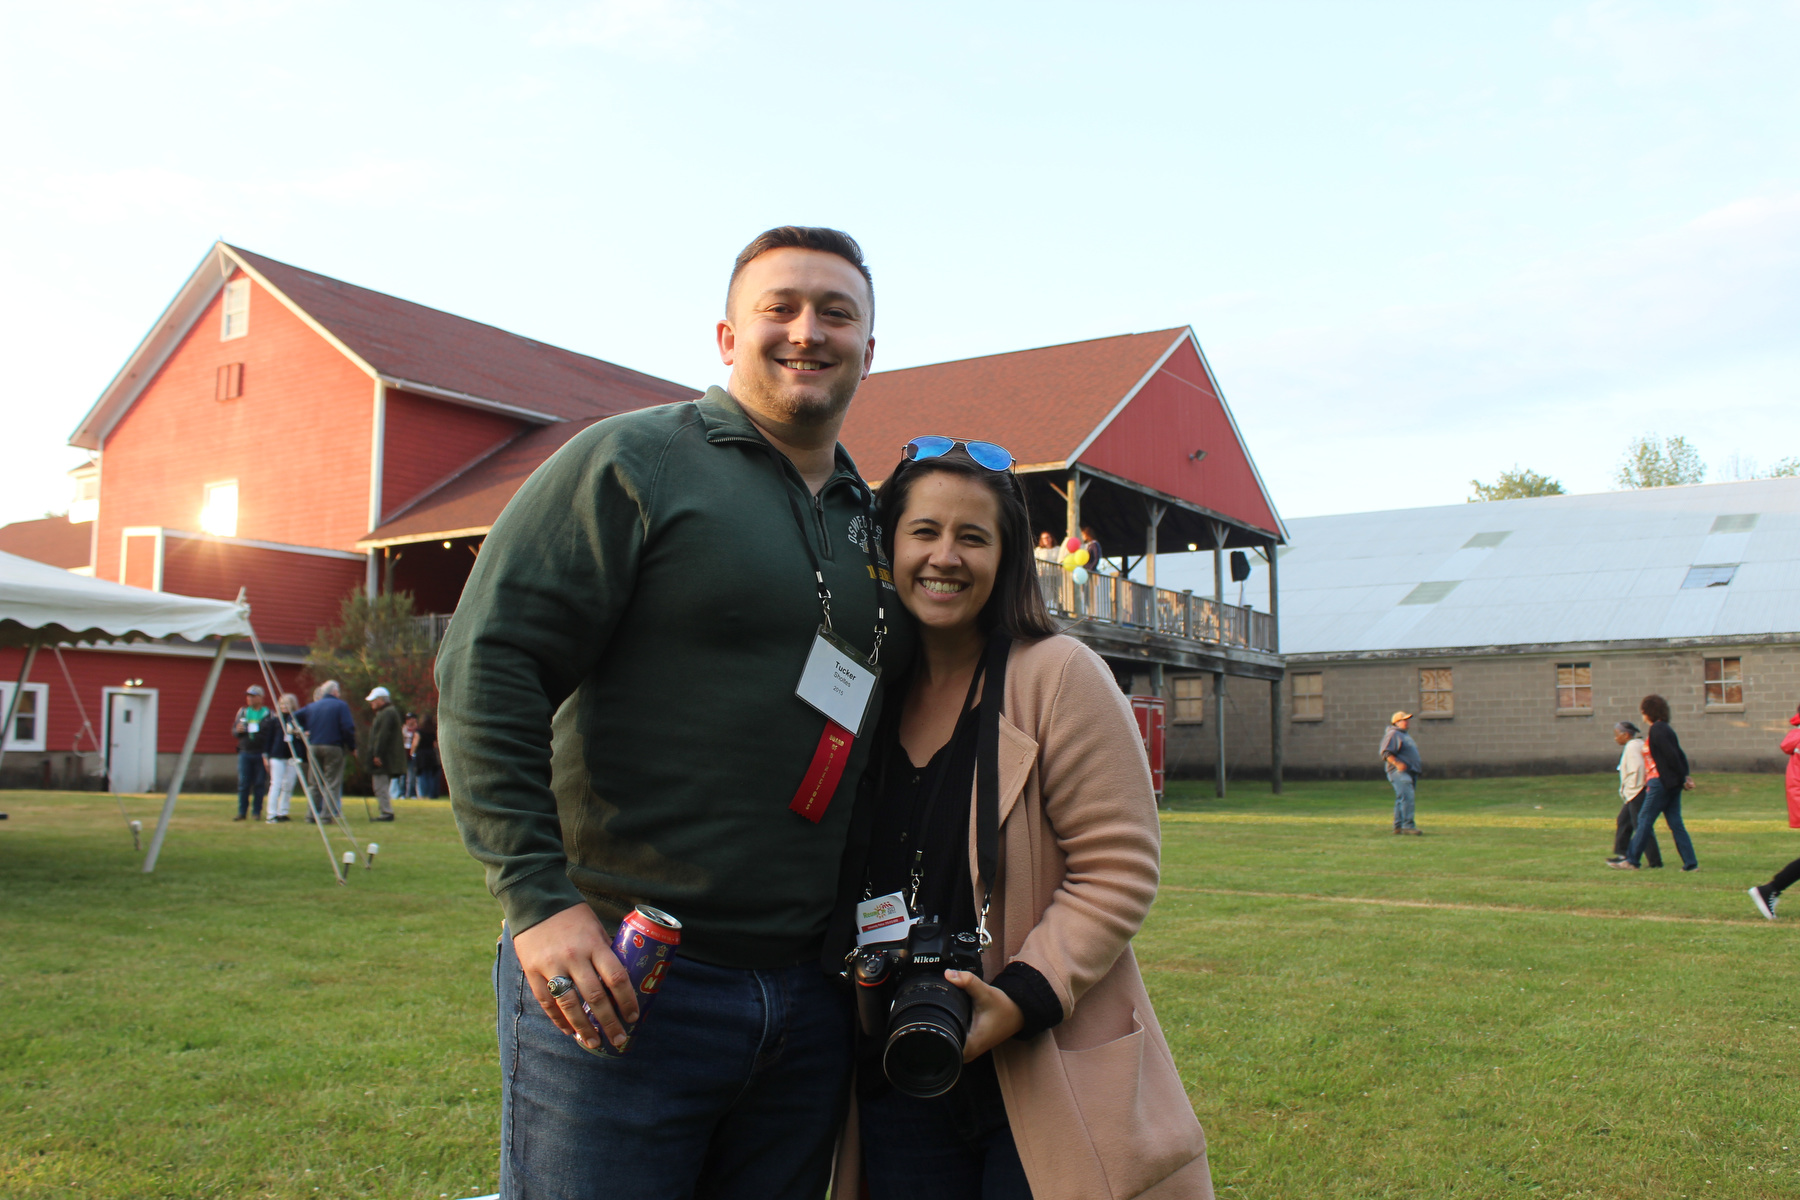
[142,635,233,874]
[0,642,41,779]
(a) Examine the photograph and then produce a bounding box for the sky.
[2,0,1797,529]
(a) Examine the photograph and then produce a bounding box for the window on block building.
[1419,667,1453,717]
[200,481,238,537]
[221,279,250,340]
[215,362,244,401]
[1704,657,1743,708]
[1172,676,1206,723]
[1291,672,1323,721]
[0,682,48,751]
[1556,663,1593,714]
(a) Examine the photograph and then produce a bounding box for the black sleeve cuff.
[993,961,1064,1039]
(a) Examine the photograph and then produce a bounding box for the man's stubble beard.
[735,370,861,432]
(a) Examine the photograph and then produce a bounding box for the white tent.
[0,548,253,871]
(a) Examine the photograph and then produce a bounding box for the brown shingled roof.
[229,245,697,421]
[0,517,93,571]
[838,329,1186,478]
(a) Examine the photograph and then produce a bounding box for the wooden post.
[1213,670,1227,798]
[1144,502,1167,587]
[1270,677,1284,795]
[1066,468,1082,545]
[143,635,233,874]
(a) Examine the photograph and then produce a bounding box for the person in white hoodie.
[1606,721,1662,867]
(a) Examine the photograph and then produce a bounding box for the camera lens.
[882,975,971,1098]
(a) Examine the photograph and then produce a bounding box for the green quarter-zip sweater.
[437,387,912,968]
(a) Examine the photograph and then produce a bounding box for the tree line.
[1468,437,1800,502]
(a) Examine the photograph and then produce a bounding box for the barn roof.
[841,329,1190,474]
[0,517,93,572]
[70,242,694,448]
[1155,477,1800,654]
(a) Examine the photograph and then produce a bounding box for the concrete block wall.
[1164,642,1800,780]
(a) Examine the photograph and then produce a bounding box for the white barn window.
[0,682,49,751]
[221,279,250,340]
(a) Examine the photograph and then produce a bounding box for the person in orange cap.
[1380,710,1423,835]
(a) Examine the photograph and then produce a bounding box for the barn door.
[107,692,156,793]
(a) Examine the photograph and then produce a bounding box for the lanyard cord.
[758,443,888,665]
[892,662,986,915]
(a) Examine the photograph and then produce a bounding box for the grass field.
[2,773,1797,1199]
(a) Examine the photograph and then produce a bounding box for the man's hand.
[511,903,639,1051]
[945,970,1023,1061]
[1684,777,1696,790]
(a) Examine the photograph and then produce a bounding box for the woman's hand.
[946,969,1023,1061]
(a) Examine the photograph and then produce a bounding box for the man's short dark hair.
[727,226,873,319]
[1640,693,1671,724]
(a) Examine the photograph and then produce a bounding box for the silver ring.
[546,975,575,998]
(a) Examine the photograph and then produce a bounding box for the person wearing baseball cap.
[362,686,402,821]
[230,685,273,822]
[1380,710,1424,835]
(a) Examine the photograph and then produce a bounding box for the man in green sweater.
[438,227,911,1200]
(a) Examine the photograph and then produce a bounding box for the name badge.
[794,626,879,737]
[855,890,917,947]
[246,721,260,734]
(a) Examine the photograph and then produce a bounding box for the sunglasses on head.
[902,436,1015,472]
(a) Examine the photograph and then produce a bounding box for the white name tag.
[246,721,260,733]
[794,626,879,737]
[855,890,916,946]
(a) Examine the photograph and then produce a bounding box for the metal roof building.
[1150,479,1800,779]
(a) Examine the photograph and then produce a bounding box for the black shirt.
[862,684,1061,1042]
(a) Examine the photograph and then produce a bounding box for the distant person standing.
[415,712,440,799]
[363,686,403,822]
[1746,705,1800,919]
[296,680,356,823]
[402,712,421,798]
[1605,721,1661,867]
[1380,710,1423,835]
[262,692,305,824]
[1080,524,1103,571]
[1611,693,1698,872]
[230,686,272,822]
[1033,530,1061,564]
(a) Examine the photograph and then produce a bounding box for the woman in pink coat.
[1747,705,1800,919]
[832,436,1211,1199]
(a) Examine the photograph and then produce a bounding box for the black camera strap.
[974,630,1012,947]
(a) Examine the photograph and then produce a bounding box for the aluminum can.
[587,904,681,1057]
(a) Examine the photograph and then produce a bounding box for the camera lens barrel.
[881,974,973,1098]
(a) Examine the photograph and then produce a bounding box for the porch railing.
[1036,562,1276,653]
[413,614,453,648]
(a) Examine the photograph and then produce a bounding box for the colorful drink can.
[586,904,681,1058]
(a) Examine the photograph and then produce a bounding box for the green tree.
[1468,467,1565,502]
[1616,434,1705,489]
[1765,456,1800,478]
[307,590,438,723]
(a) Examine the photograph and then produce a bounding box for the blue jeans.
[495,926,853,1200]
[1628,777,1697,869]
[236,751,268,817]
[1388,770,1416,829]
[860,1055,1033,1200]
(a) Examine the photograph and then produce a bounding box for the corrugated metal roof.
[1153,478,1800,653]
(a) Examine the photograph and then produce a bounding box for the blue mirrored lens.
[966,441,1014,471]
[907,436,956,460]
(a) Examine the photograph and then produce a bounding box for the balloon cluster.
[1060,536,1091,585]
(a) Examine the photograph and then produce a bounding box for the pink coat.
[834,635,1213,1199]
[1783,727,1800,827]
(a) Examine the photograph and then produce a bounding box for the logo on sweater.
[847,514,870,553]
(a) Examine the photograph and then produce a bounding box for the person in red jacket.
[1746,705,1800,919]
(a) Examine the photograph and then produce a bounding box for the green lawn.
[2,775,1796,1198]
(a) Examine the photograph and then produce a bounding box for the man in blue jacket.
[296,680,357,823]
[1381,710,1424,835]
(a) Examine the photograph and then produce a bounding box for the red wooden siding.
[0,644,304,756]
[379,389,524,522]
[1077,339,1281,538]
[123,533,158,590]
[159,535,367,647]
[95,269,375,582]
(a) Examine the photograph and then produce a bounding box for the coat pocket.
[1059,1010,1205,1198]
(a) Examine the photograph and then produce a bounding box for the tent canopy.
[0,549,251,648]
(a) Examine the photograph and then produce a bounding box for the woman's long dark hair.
[874,449,1059,642]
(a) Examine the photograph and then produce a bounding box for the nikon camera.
[852,916,984,1098]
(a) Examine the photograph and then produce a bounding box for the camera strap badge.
[854,889,917,946]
